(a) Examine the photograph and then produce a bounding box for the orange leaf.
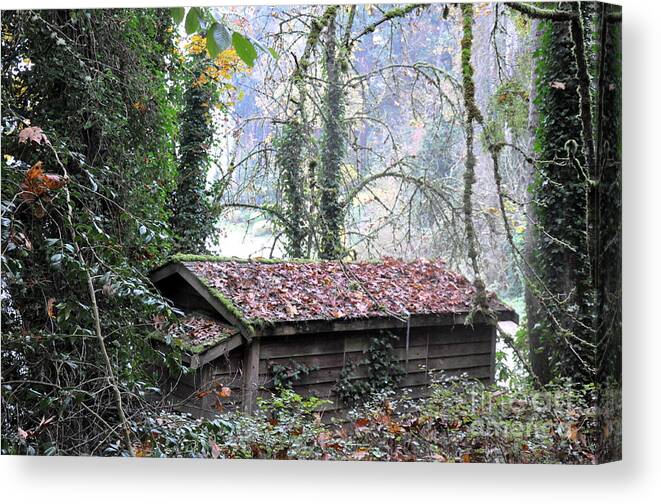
[217,386,232,398]
[195,389,211,399]
[388,422,404,435]
[20,161,66,203]
[41,173,66,191]
[46,298,57,319]
[354,418,369,428]
[376,414,391,425]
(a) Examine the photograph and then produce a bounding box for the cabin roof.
[166,314,239,354]
[151,255,516,333]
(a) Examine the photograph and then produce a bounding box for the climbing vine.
[1,8,184,455]
[529,6,594,383]
[268,360,317,390]
[318,12,346,260]
[275,120,308,258]
[170,36,245,253]
[335,331,404,406]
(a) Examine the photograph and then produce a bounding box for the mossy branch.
[459,3,490,319]
[349,4,428,46]
[569,2,597,281]
[505,2,577,21]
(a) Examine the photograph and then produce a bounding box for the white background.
[1,0,660,502]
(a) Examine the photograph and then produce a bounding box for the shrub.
[130,377,600,463]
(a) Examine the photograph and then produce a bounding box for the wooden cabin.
[150,255,518,418]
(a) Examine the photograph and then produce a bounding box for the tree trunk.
[524,19,552,385]
[318,13,345,260]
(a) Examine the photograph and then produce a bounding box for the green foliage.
[335,331,404,406]
[268,360,317,390]
[185,7,202,34]
[130,388,329,459]
[318,14,346,260]
[484,77,530,144]
[1,8,184,455]
[231,32,258,67]
[207,22,231,57]
[274,120,308,258]
[529,11,594,383]
[128,378,601,463]
[421,375,598,463]
[169,58,215,254]
[169,29,248,254]
[169,7,272,64]
[594,6,622,387]
[170,7,185,25]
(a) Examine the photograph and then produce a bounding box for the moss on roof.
[162,314,240,354]
[169,253,319,265]
[168,253,384,265]
[183,332,233,354]
[194,275,260,338]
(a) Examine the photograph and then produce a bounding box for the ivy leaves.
[170,6,275,65]
[335,332,404,406]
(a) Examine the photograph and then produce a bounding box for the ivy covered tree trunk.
[275,6,339,259]
[318,13,345,260]
[527,5,594,384]
[275,120,307,258]
[524,20,552,386]
[170,62,215,254]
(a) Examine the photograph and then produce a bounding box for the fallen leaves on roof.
[182,257,508,324]
[167,314,238,353]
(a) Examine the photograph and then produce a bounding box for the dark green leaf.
[170,7,185,25]
[185,8,200,35]
[231,31,258,67]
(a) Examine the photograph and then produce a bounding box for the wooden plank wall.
[256,323,495,416]
[166,324,495,418]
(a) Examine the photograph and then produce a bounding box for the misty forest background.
[1,3,621,462]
